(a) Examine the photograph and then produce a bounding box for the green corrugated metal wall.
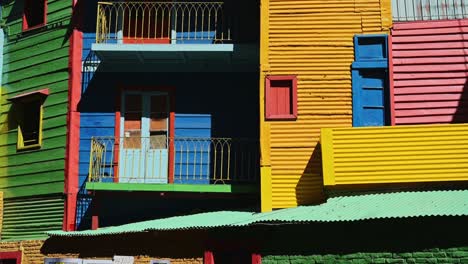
[0,0,72,240]
[2,196,64,240]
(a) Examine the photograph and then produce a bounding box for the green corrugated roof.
[47,190,468,237]
[47,211,255,237]
[256,190,468,222]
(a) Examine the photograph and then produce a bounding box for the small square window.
[17,99,43,150]
[8,89,48,150]
[23,0,47,31]
[265,75,298,120]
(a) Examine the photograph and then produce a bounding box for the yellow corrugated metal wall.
[321,124,468,185]
[260,0,392,211]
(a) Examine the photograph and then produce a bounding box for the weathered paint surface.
[0,0,72,238]
[392,19,468,125]
[321,124,468,186]
[260,0,392,210]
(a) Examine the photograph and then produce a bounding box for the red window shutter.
[265,75,297,120]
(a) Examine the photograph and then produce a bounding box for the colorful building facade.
[0,0,262,241]
[259,0,393,210]
[0,0,77,240]
[0,0,468,263]
[74,0,261,229]
[260,0,468,211]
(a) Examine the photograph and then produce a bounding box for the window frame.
[22,0,48,32]
[9,89,49,151]
[16,97,44,150]
[0,251,22,264]
[265,75,298,121]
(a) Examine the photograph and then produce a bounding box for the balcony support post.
[91,197,100,230]
[117,0,123,44]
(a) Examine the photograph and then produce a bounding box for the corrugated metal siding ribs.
[392,19,468,125]
[322,124,468,185]
[2,196,64,241]
[268,0,389,209]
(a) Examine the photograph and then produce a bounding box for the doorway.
[119,91,170,183]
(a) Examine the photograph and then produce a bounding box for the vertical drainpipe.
[64,0,83,231]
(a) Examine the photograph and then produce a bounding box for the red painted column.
[166,88,176,183]
[0,252,22,264]
[204,251,214,264]
[252,254,262,264]
[388,32,396,126]
[91,198,99,230]
[63,0,83,231]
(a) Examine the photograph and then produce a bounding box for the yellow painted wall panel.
[261,0,392,210]
[322,124,468,186]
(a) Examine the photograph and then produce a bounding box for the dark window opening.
[0,260,17,264]
[18,100,42,148]
[213,252,251,264]
[23,0,47,30]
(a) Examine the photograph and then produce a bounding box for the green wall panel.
[0,0,71,201]
[1,195,64,241]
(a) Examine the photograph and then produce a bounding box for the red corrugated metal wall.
[391,19,468,125]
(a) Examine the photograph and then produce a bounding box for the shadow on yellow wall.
[295,143,325,206]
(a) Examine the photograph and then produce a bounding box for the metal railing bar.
[96,1,231,43]
[393,0,468,21]
[89,137,259,184]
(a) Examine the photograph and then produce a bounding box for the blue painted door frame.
[352,34,389,127]
[352,67,389,127]
[119,91,169,183]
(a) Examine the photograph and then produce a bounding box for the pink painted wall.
[391,19,468,125]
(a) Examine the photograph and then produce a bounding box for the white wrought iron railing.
[96,1,231,44]
[392,0,468,21]
[88,136,259,184]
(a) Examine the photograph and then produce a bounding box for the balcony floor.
[86,182,257,194]
[89,43,258,72]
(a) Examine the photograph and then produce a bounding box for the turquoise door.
[119,92,169,183]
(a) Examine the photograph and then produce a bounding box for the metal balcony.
[96,1,231,44]
[392,0,468,22]
[88,136,259,189]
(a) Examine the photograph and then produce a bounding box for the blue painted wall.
[75,0,259,229]
[174,114,211,184]
[76,71,258,228]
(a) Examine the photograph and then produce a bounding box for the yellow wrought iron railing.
[88,136,259,184]
[96,1,231,44]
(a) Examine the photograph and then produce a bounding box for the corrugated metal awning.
[47,190,468,237]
